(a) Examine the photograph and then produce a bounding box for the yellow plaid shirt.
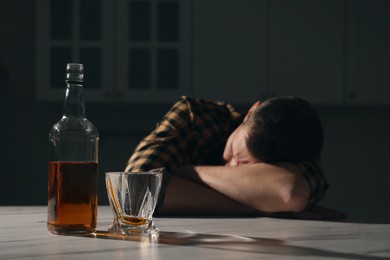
[126,96,328,208]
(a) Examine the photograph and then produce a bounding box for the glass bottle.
[48,63,99,234]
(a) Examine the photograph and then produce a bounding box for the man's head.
[223,96,323,165]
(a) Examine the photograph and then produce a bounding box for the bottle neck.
[63,81,86,118]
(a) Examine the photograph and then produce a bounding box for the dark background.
[1,0,390,223]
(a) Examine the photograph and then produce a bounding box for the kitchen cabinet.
[192,0,268,103]
[346,0,390,105]
[36,0,190,103]
[193,0,345,105]
[36,0,390,105]
[268,0,345,105]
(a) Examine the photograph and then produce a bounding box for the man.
[125,96,340,219]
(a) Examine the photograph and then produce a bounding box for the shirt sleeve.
[125,96,242,173]
[296,161,329,207]
[125,97,192,174]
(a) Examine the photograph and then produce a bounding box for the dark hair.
[246,96,323,163]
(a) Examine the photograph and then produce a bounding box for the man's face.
[223,124,262,166]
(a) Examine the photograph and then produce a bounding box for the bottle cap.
[66,63,84,83]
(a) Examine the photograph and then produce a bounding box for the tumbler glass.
[105,169,163,234]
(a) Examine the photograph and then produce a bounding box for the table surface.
[1,206,389,260]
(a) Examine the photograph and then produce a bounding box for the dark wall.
[1,0,389,222]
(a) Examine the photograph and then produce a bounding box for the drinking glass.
[105,169,163,234]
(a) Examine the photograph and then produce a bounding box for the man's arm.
[173,163,311,213]
[157,176,257,216]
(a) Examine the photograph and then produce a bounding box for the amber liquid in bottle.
[47,161,98,234]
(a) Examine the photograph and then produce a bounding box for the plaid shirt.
[125,96,328,208]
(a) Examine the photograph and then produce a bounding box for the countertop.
[1,206,389,259]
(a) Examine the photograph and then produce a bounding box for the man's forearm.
[157,176,257,216]
[175,163,311,213]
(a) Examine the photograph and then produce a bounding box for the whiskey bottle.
[48,63,99,234]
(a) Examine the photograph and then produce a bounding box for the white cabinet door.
[268,0,345,105]
[115,0,191,103]
[36,0,114,102]
[193,0,345,105]
[346,0,390,105]
[192,0,268,104]
[36,0,190,103]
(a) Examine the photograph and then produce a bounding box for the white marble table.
[1,206,389,260]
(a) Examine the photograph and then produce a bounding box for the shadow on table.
[256,206,390,224]
[73,230,388,260]
[340,210,390,224]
